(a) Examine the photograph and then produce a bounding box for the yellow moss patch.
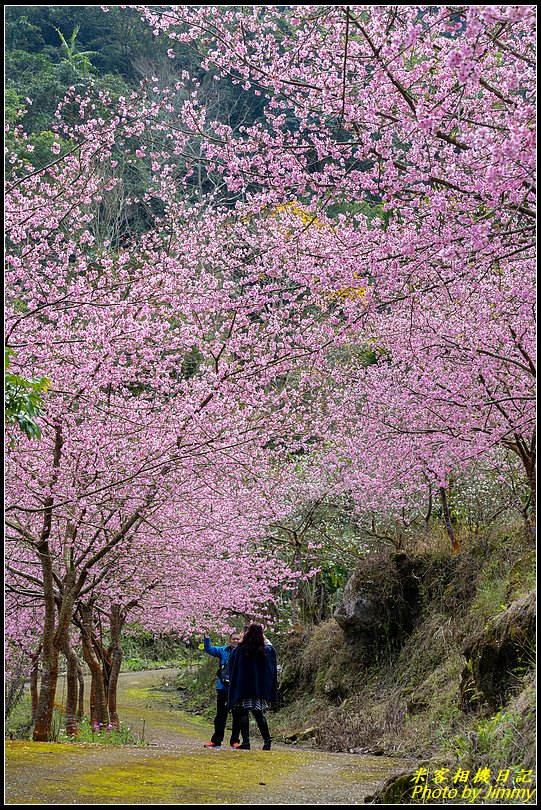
[45,750,310,804]
[6,740,94,763]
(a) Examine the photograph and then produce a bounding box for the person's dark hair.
[238,623,266,657]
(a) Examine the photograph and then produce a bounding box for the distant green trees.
[5,6,158,135]
[5,349,51,441]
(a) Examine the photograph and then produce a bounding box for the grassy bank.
[172,522,535,802]
[268,524,536,802]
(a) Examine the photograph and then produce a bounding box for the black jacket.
[226,644,278,708]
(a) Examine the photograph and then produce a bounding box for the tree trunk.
[424,483,433,530]
[32,645,59,742]
[29,644,42,723]
[89,680,96,726]
[80,602,109,728]
[54,542,80,736]
[290,533,302,625]
[315,574,328,623]
[439,486,460,554]
[33,421,63,742]
[76,660,85,721]
[107,604,125,728]
[522,449,536,541]
[33,544,59,741]
[62,643,80,736]
[91,624,112,724]
[506,431,536,539]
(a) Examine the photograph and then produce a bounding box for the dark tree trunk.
[439,486,460,554]
[33,422,63,742]
[53,541,80,736]
[107,604,124,728]
[315,574,328,623]
[29,644,42,723]
[80,602,109,728]
[33,544,59,741]
[76,660,85,721]
[32,647,59,742]
[504,431,536,539]
[62,643,80,736]
[291,533,302,625]
[89,680,96,726]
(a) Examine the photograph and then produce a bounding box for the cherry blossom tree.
[138,4,535,521]
[5,95,341,738]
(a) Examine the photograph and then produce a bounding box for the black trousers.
[211,689,241,745]
[232,707,271,745]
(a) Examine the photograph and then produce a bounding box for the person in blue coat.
[202,631,241,748]
[227,623,277,750]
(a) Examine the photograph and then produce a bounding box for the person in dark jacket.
[227,623,277,750]
[202,632,241,748]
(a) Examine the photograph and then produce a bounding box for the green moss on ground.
[119,682,211,739]
[6,745,311,804]
[6,741,89,762]
[65,751,305,802]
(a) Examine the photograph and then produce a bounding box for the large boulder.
[333,552,420,650]
[460,590,536,710]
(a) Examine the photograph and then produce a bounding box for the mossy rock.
[369,770,422,803]
[284,726,317,743]
[333,554,421,650]
[460,590,535,711]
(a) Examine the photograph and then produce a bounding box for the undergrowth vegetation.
[120,630,190,672]
[5,695,139,745]
[263,521,536,797]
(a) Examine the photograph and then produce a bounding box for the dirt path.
[5,668,410,805]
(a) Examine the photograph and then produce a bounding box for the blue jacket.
[226,644,278,709]
[203,637,234,691]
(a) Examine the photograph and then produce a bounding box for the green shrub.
[58,718,140,745]
[5,694,33,740]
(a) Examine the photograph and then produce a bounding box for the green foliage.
[5,349,51,441]
[472,577,509,623]
[120,627,193,671]
[326,198,393,228]
[5,88,24,124]
[54,24,97,84]
[181,346,204,380]
[5,695,34,740]
[172,652,219,719]
[59,718,139,745]
[5,6,177,109]
[122,656,181,672]
[5,7,144,142]
[5,49,65,134]
[447,702,536,777]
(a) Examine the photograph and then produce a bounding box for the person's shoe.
[230,742,241,748]
[262,741,272,750]
[203,742,222,748]
[236,743,250,749]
